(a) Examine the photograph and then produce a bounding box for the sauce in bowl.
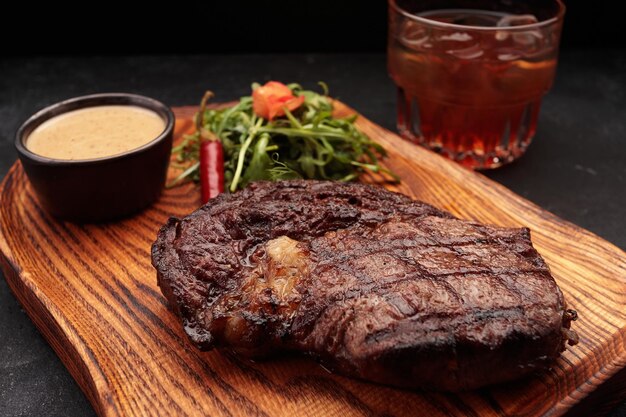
[26,105,166,160]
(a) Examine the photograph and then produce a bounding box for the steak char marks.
[152,180,577,390]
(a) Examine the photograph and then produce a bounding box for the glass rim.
[389,0,566,31]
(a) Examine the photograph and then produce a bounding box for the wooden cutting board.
[1,103,625,417]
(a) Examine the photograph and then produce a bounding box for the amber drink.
[388,0,565,169]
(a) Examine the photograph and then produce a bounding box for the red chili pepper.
[196,90,224,204]
[200,139,224,204]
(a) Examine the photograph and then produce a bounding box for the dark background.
[1,0,620,56]
[1,1,625,417]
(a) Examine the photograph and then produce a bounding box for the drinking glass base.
[397,126,533,170]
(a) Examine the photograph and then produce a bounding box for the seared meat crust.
[152,180,575,390]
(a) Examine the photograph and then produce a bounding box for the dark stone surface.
[0,52,624,416]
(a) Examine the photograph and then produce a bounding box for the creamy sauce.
[26,105,166,160]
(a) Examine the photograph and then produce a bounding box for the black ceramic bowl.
[15,93,174,223]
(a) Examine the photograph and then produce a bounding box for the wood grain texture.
[1,103,625,417]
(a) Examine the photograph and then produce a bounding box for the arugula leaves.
[169,83,397,192]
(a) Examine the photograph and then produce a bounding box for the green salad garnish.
[169,82,397,192]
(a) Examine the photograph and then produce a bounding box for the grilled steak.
[152,180,577,390]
